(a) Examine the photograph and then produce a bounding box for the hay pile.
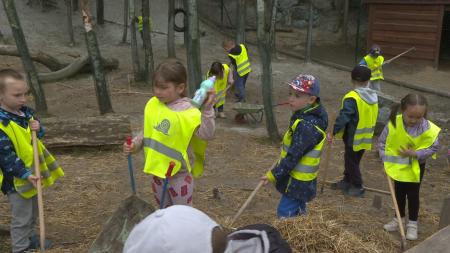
[272,204,399,253]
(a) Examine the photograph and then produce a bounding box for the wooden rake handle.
[385,173,407,251]
[32,130,46,253]
[229,160,279,227]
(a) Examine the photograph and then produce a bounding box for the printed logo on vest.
[154,119,170,135]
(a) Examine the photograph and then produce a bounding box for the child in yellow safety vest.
[223,39,251,102]
[329,65,378,198]
[378,93,440,241]
[123,59,216,208]
[0,69,63,252]
[260,74,328,218]
[206,62,234,119]
[359,44,386,91]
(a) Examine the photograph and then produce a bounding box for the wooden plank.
[372,23,439,33]
[372,31,437,46]
[405,226,450,253]
[374,11,439,21]
[373,18,440,26]
[374,4,442,11]
[365,1,450,6]
[439,194,450,229]
[42,115,132,148]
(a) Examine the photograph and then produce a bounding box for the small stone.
[372,195,382,209]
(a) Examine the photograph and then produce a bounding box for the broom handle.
[386,173,407,249]
[320,113,336,194]
[230,160,278,227]
[32,130,46,253]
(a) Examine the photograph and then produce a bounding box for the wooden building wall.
[366,3,445,67]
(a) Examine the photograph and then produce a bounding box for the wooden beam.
[42,115,131,148]
[405,226,450,253]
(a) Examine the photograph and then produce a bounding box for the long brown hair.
[208,62,224,79]
[153,59,187,97]
[389,93,428,127]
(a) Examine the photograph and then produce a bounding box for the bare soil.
[0,1,449,252]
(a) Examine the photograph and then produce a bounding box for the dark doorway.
[439,9,450,69]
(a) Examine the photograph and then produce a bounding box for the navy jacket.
[270,103,328,202]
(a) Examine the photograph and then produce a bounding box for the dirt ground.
[0,1,449,252]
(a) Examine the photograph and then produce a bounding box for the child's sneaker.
[29,235,53,250]
[330,179,350,191]
[218,112,227,119]
[406,220,418,240]
[346,186,365,197]
[383,217,404,232]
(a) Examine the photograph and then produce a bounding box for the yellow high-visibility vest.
[0,120,64,199]
[206,64,229,107]
[228,44,251,77]
[336,91,378,151]
[279,116,326,182]
[364,55,384,81]
[143,97,208,178]
[138,16,152,32]
[384,115,440,183]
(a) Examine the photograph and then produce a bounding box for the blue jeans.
[277,194,307,218]
[234,71,249,102]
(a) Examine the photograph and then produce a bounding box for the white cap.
[123,205,219,253]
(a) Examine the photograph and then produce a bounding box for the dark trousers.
[394,163,425,221]
[343,145,365,187]
[214,105,224,112]
[234,71,249,102]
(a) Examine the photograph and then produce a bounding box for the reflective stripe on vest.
[338,91,378,151]
[143,97,208,178]
[0,120,64,199]
[384,115,440,183]
[206,64,229,107]
[279,115,325,182]
[364,55,384,81]
[228,44,251,77]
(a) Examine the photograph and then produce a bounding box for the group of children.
[0,40,441,252]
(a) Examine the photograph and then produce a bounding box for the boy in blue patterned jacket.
[261,74,328,218]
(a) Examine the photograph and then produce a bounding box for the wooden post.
[236,0,246,44]
[121,0,128,43]
[96,0,104,25]
[141,0,154,83]
[256,0,280,142]
[167,0,176,57]
[81,0,113,114]
[129,0,142,81]
[342,0,349,44]
[66,0,75,46]
[185,0,202,95]
[439,194,450,229]
[305,0,313,63]
[2,0,48,113]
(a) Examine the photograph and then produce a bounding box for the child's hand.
[399,146,417,158]
[260,175,269,186]
[30,120,40,132]
[27,175,41,188]
[123,141,135,154]
[203,89,216,109]
[326,133,333,144]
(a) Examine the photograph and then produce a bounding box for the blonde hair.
[0,69,24,93]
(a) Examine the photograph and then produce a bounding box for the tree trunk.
[185,0,202,96]
[167,0,176,57]
[256,0,280,142]
[2,0,48,113]
[72,0,78,11]
[236,0,246,44]
[96,0,104,25]
[121,0,128,43]
[80,0,113,114]
[269,0,278,59]
[141,0,154,83]
[342,0,349,44]
[129,0,142,81]
[305,0,313,63]
[66,0,75,46]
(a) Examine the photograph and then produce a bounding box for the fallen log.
[0,45,119,79]
[42,115,131,148]
[324,180,390,195]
